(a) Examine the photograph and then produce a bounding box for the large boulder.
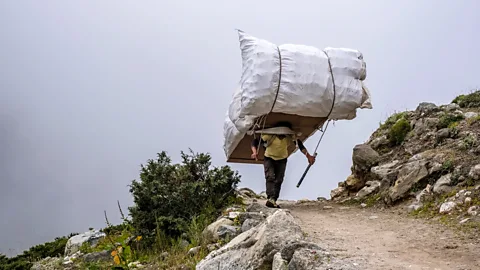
[196,210,303,269]
[388,160,429,203]
[64,230,105,256]
[416,102,439,115]
[345,174,364,192]
[433,174,453,194]
[202,218,234,243]
[352,144,380,172]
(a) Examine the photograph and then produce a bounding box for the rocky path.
[279,200,480,270]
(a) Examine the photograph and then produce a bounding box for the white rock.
[468,164,480,180]
[460,218,470,224]
[330,186,346,199]
[371,160,400,179]
[468,206,478,216]
[369,215,378,220]
[272,252,288,270]
[323,206,333,210]
[356,181,381,199]
[228,211,241,220]
[416,184,432,201]
[361,203,367,208]
[465,197,472,204]
[464,111,479,119]
[63,251,83,265]
[188,246,201,256]
[64,230,105,256]
[196,210,304,269]
[439,202,456,214]
[433,174,452,194]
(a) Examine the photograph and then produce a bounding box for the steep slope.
[330,90,480,232]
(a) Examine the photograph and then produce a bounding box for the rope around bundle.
[252,48,337,167]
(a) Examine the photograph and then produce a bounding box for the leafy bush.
[0,233,78,270]
[128,150,241,245]
[388,118,411,146]
[437,113,465,129]
[380,111,408,130]
[452,90,480,108]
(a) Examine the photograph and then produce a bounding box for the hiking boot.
[265,198,277,208]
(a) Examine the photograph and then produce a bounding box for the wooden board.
[227,113,327,164]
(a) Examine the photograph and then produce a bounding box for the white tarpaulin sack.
[224,30,372,163]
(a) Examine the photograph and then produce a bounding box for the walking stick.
[296,120,331,188]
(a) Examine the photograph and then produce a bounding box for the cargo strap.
[254,45,283,152]
[254,48,337,161]
[296,50,337,187]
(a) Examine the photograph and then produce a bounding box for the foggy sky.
[1,0,479,255]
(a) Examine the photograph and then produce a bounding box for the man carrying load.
[250,122,316,208]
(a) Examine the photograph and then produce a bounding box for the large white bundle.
[223,30,372,159]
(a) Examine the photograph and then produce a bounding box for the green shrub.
[452,90,480,108]
[0,233,78,270]
[388,118,411,146]
[128,150,241,245]
[437,113,465,129]
[380,111,408,130]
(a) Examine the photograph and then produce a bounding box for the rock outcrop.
[196,200,359,270]
[330,91,480,209]
[64,230,105,256]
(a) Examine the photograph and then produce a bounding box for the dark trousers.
[264,156,287,201]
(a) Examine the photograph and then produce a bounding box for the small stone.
[187,246,201,256]
[439,202,456,214]
[356,181,381,198]
[460,218,470,224]
[468,206,479,216]
[361,203,367,208]
[468,164,480,180]
[160,252,169,260]
[83,250,111,262]
[436,128,450,142]
[228,211,241,220]
[407,203,423,212]
[433,174,453,194]
[369,215,378,220]
[330,186,347,199]
[465,197,472,205]
[323,206,333,210]
[128,261,144,268]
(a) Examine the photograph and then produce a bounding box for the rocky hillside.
[330,90,480,227]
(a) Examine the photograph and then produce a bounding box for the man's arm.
[296,139,316,165]
[251,137,265,160]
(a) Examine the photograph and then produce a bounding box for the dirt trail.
[275,200,480,270]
